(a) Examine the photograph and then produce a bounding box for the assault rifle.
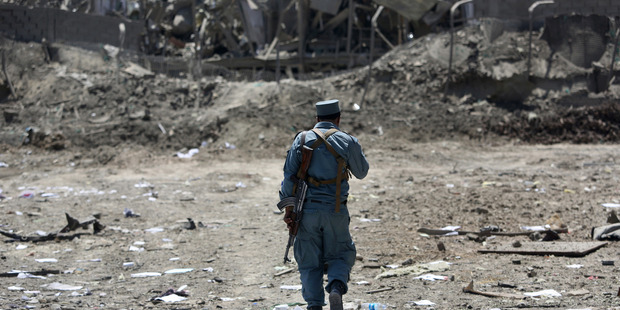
[279,144,313,264]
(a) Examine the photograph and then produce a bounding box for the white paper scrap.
[524,289,562,297]
[602,203,620,208]
[35,258,58,263]
[18,273,46,279]
[520,225,550,231]
[45,282,83,291]
[414,273,449,281]
[177,148,199,159]
[131,272,162,278]
[8,286,24,291]
[155,294,187,302]
[566,264,583,269]
[280,285,302,290]
[413,300,435,306]
[359,218,381,222]
[164,268,194,274]
[441,226,461,231]
[129,246,144,252]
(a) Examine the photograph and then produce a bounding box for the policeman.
[279,99,369,310]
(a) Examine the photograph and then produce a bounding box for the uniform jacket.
[279,121,369,205]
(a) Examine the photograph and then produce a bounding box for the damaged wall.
[472,0,620,19]
[0,4,144,50]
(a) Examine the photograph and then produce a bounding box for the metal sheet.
[310,0,342,15]
[373,0,438,21]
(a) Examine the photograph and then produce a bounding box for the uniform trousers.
[294,202,356,308]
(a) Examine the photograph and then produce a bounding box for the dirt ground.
[1,22,620,310]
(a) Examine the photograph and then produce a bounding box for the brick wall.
[0,4,144,50]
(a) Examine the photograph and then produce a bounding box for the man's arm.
[279,136,302,200]
[347,136,369,179]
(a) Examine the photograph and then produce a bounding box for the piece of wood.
[417,227,568,236]
[274,268,294,277]
[0,269,62,277]
[1,50,17,99]
[479,241,608,257]
[463,281,525,299]
[365,287,393,294]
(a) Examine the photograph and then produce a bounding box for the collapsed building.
[0,0,619,94]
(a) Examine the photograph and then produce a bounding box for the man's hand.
[283,206,296,233]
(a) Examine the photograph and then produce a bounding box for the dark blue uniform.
[279,121,369,308]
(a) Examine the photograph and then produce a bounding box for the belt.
[308,199,347,205]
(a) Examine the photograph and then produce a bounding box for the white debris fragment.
[520,225,550,231]
[130,272,162,278]
[129,246,144,252]
[177,148,199,159]
[524,289,562,297]
[602,203,620,208]
[414,273,449,281]
[155,294,187,303]
[144,227,164,233]
[164,268,194,274]
[412,300,435,306]
[45,282,83,291]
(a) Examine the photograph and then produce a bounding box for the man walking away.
[278,99,370,310]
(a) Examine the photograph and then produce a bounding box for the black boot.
[307,306,322,310]
[328,280,345,310]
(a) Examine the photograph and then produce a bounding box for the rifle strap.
[295,131,308,180]
[310,128,347,213]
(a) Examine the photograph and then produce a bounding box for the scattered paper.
[524,289,561,297]
[414,273,449,281]
[602,203,620,208]
[145,227,164,233]
[413,300,435,306]
[45,282,83,291]
[177,148,199,159]
[18,273,46,279]
[280,285,302,290]
[131,272,162,278]
[520,225,550,231]
[359,218,381,222]
[566,264,583,269]
[441,225,461,231]
[164,268,194,274]
[35,258,58,263]
[155,294,187,302]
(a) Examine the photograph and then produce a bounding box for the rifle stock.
[283,145,313,263]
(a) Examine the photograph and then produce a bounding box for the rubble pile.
[1,14,620,161]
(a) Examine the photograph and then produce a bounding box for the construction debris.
[0,213,105,242]
[478,242,608,257]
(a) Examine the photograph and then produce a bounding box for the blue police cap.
[315,99,340,117]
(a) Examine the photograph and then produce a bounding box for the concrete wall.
[0,4,144,50]
[472,0,620,19]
